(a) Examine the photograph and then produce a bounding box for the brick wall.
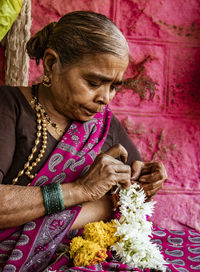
[0,0,200,230]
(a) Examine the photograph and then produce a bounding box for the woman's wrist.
[61,181,87,207]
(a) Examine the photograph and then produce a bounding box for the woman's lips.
[81,106,99,115]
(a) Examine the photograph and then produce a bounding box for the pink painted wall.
[0,0,200,231]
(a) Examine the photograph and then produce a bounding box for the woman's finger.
[119,178,131,189]
[139,171,163,183]
[113,163,131,174]
[158,161,168,180]
[140,162,168,180]
[113,166,131,188]
[104,144,128,163]
[139,179,163,192]
[131,160,144,180]
[140,163,154,175]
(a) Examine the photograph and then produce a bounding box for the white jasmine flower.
[112,183,167,271]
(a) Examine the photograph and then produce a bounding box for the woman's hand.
[76,144,131,202]
[131,161,168,200]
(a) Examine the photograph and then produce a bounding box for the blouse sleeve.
[102,114,142,166]
[0,86,17,183]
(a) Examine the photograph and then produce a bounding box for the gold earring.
[42,75,51,87]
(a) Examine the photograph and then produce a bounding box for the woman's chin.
[71,113,96,122]
[72,109,99,122]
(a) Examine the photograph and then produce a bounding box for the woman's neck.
[38,84,71,140]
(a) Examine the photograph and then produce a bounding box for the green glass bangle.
[41,183,65,215]
[57,182,65,211]
[42,185,50,215]
[49,183,60,214]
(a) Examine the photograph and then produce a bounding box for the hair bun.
[26,22,56,63]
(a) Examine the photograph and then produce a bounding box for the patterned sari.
[0,106,200,272]
[0,106,111,271]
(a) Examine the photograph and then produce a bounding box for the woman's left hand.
[131,161,168,200]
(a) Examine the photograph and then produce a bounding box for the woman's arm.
[0,184,45,228]
[0,183,113,229]
[71,195,113,230]
[0,145,130,229]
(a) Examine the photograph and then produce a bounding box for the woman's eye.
[87,81,100,87]
[111,85,121,92]
[110,85,116,91]
[111,84,122,92]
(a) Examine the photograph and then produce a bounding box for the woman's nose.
[95,86,110,105]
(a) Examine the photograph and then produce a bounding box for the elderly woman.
[1,11,196,272]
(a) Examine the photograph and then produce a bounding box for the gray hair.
[26,11,129,66]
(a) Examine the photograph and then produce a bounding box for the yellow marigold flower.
[73,240,107,267]
[70,221,118,267]
[84,220,118,248]
[104,220,119,246]
[69,236,85,259]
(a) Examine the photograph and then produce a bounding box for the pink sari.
[0,106,112,272]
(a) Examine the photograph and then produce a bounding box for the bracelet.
[147,193,156,200]
[42,183,65,215]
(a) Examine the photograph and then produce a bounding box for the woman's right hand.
[76,144,131,202]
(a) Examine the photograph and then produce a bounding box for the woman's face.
[50,53,129,121]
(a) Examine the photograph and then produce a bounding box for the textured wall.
[0,0,200,231]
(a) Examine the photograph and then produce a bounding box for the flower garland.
[70,220,117,267]
[70,183,167,271]
[112,183,167,271]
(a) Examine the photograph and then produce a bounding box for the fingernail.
[139,177,145,182]
[131,176,137,180]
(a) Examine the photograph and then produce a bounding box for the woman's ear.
[42,48,60,75]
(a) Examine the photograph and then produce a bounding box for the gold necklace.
[12,97,48,185]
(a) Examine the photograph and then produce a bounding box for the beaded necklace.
[12,97,48,184]
[12,85,66,185]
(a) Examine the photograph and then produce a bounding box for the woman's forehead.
[76,53,129,73]
[82,53,129,65]
[58,53,129,83]
[82,71,123,85]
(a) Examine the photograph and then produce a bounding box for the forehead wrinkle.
[84,72,123,84]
